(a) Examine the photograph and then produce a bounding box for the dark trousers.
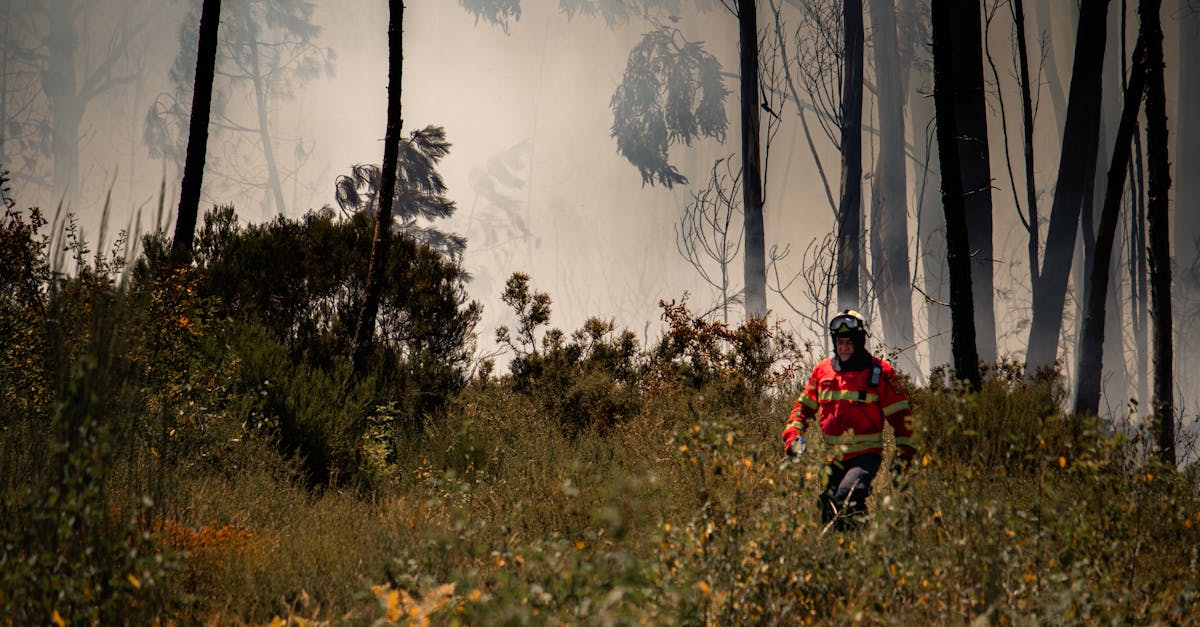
[819,453,881,531]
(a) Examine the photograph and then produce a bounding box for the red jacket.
[783,357,915,462]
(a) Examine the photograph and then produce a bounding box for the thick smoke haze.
[3,0,1198,447]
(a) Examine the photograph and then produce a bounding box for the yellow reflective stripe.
[828,441,885,455]
[894,436,916,448]
[823,433,884,447]
[799,395,819,410]
[882,400,910,416]
[817,389,880,403]
[786,420,804,431]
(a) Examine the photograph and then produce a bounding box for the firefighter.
[782,309,915,530]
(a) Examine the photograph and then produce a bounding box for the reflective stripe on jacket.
[784,357,915,462]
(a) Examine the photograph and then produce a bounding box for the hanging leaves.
[333,126,465,259]
[610,26,728,188]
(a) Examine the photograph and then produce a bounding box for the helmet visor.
[829,314,862,334]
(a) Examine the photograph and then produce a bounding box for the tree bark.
[349,0,405,377]
[1140,0,1173,465]
[739,0,767,319]
[1024,0,1111,377]
[171,0,221,265]
[931,0,981,390]
[1074,38,1144,416]
[867,0,916,374]
[836,0,864,310]
[947,0,997,363]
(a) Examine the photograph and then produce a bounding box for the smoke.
[6,0,1198,441]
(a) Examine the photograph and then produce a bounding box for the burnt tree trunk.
[171,0,221,264]
[349,0,405,378]
[1140,0,1173,465]
[948,0,997,363]
[740,0,767,319]
[836,0,864,310]
[931,0,981,390]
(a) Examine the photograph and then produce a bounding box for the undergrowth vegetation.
[2,178,1198,624]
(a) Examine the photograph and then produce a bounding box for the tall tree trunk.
[836,0,864,310]
[1074,38,1144,416]
[170,0,221,264]
[238,4,288,218]
[931,0,981,391]
[1024,0,1111,377]
[867,0,916,374]
[349,0,404,378]
[947,0,996,363]
[740,0,766,319]
[1140,0,1173,465]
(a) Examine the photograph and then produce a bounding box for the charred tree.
[836,0,864,310]
[931,0,981,390]
[740,0,767,319]
[171,0,221,264]
[1141,0,1173,465]
[947,0,997,363]
[349,0,405,378]
[1074,38,1145,416]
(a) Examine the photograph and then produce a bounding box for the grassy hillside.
[2,193,1198,625]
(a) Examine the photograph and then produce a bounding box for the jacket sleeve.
[782,367,820,446]
[880,367,915,460]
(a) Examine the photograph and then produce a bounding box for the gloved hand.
[785,436,806,460]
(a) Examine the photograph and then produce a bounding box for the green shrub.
[915,359,1112,475]
[0,196,184,621]
[495,273,644,434]
[187,206,479,442]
